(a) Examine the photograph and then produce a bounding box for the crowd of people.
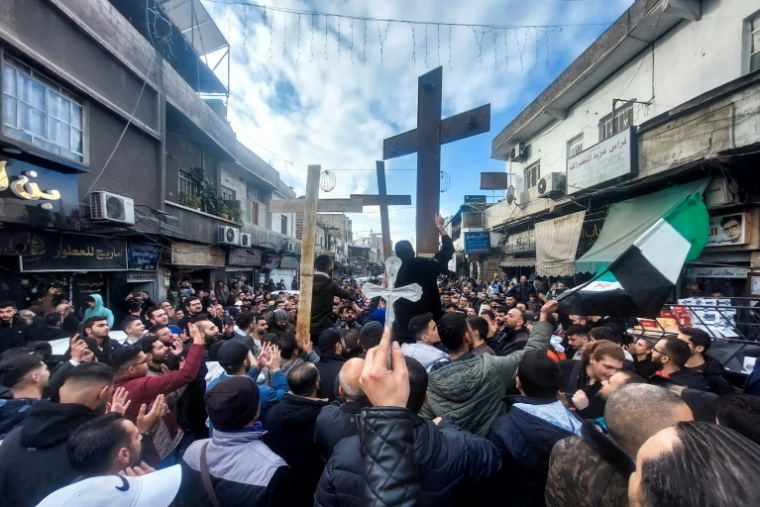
[1,216,760,506]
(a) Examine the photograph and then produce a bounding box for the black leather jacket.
[358,407,419,507]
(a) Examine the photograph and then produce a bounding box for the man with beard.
[339,305,362,331]
[0,363,115,506]
[650,337,710,391]
[177,296,203,334]
[0,300,27,355]
[315,329,348,401]
[266,309,295,338]
[65,412,146,477]
[507,275,536,304]
[495,308,530,356]
[392,214,455,344]
[677,327,732,394]
[77,316,121,365]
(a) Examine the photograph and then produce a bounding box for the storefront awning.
[535,211,586,277]
[575,179,710,274]
[500,258,536,268]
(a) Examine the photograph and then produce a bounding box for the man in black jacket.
[264,363,328,507]
[310,255,355,341]
[677,327,732,394]
[0,363,115,507]
[0,300,27,355]
[392,214,455,344]
[488,351,582,507]
[651,337,710,391]
[314,356,501,507]
[315,329,348,401]
[507,276,536,304]
[314,358,371,462]
[79,316,121,365]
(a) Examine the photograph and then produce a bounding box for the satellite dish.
[506,185,515,205]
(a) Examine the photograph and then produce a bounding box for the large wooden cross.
[268,165,364,346]
[351,160,411,260]
[383,66,491,255]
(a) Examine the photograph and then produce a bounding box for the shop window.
[567,133,584,158]
[2,56,84,162]
[178,169,199,196]
[221,185,236,201]
[281,215,288,235]
[251,201,259,225]
[524,161,540,190]
[748,11,760,72]
[599,103,633,141]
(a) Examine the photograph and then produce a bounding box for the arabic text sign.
[706,213,748,247]
[0,158,80,224]
[21,233,127,272]
[686,267,750,279]
[566,128,637,194]
[464,231,491,254]
[128,243,162,271]
[504,229,536,254]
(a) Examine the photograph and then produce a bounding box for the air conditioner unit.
[286,241,295,252]
[537,172,566,198]
[217,225,240,245]
[89,191,135,225]
[509,142,527,162]
[704,178,741,208]
[517,190,531,206]
[240,233,252,247]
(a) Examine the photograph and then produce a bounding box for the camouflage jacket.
[545,420,633,507]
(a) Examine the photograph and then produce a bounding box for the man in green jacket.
[420,300,556,436]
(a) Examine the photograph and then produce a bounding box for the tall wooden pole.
[376,161,393,260]
[295,165,320,347]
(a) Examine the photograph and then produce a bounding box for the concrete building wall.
[488,0,760,228]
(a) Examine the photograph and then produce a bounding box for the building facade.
[0,0,299,321]
[488,0,760,299]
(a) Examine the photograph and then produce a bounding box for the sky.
[200,0,635,246]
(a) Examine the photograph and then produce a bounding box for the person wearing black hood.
[0,363,115,507]
[392,214,454,344]
[264,362,328,507]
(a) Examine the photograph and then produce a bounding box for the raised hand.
[69,335,89,362]
[136,394,167,434]
[119,462,155,477]
[170,339,184,356]
[263,344,282,372]
[108,387,131,415]
[359,326,409,408]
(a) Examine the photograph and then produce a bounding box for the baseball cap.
[36,465,181,507]
[216,339,250,374]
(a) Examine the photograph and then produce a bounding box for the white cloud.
[202,0,634,247]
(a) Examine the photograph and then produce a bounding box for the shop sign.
[264,254,281,269]
[686,267,750,279]
[464,231,491,254]
[0,158,80,226]
[503,229,536,255]
[128,243,162,271]
[21,233,128,272]
[706,213,748,247]
[675,298,738,338]
[280,256,299,269]
[566,127,637,194]
[464,195,487,205]
[167,242,225,267]
[229,248,262,266]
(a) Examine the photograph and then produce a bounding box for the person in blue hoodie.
[488,350,582,507]
[82,294,114,328]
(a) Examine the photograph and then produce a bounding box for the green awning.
[575,179,710,274]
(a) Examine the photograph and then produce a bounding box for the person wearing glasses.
[108,322,207,467]
[650,337,710,392]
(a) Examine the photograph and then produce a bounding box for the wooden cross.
[351,160,411,261]
[361,256,422,330]
[267,165,364,346]
[383,66,490,255]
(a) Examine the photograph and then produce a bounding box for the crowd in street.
[1,218,760,506]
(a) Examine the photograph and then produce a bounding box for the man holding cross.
[310,254,356,343]
[392,214,454,344]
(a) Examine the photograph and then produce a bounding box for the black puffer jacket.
[315,398,372,462]
[315,412,501,507]
[263,393,327,507]
[507,282,535,303]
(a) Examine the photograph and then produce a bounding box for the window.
[178,169,198,196]
[524,161,540,190]
[2,56,84,162]
[221,185,236,201]
[567,134,584,158]
[599,103,633,141]
[281,215,288,235]
[750,11,760,72]
[251,201,259,225]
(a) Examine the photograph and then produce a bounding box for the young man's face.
[466,308,476,317]
[151,340,168,363]
[255,319,268,335]
[495,311,506,326]
[589,355,623,381]
[127,320,145,337]
[634,339,651,357]
[506,296,516,307]
[505,309,523,329]
[0,306,15,323]
[87,300,96,309]
[676,333,702,357]
[722,219,742,242]
[567,333,588,349]
[87,320,110,338]
[149,309,169,325]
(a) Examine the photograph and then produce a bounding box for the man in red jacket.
[110,322,206,466]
